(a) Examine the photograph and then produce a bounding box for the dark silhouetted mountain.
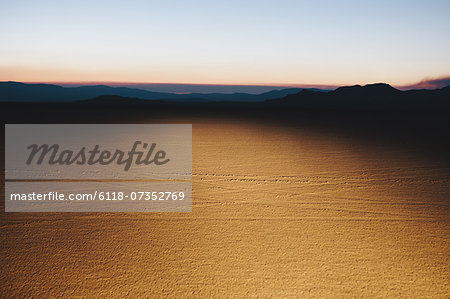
[267,83,450,111]
[255,88,322,101]
[3,81,448,111]
[0,81,179,102]
[0,81,308,102]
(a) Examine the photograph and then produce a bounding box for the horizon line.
[11,80,338,89]
[3,75,450,91]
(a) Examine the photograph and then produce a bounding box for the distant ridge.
[0,81,181,102]
[267,83,450,111]
[0,81,310,103]
[1,81,448,111]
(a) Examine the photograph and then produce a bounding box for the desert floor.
[1,116,449,297]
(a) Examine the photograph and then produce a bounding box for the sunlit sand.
[1,118,449,297]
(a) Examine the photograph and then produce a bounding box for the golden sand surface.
[1,119,449,297]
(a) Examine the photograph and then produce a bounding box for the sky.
[0,0,449,89]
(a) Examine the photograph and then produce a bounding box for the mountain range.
[267,83,450,111]
[0,81,312,102]
[1,81,449,111]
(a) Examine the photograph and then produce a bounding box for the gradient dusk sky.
[0,0,449,87]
